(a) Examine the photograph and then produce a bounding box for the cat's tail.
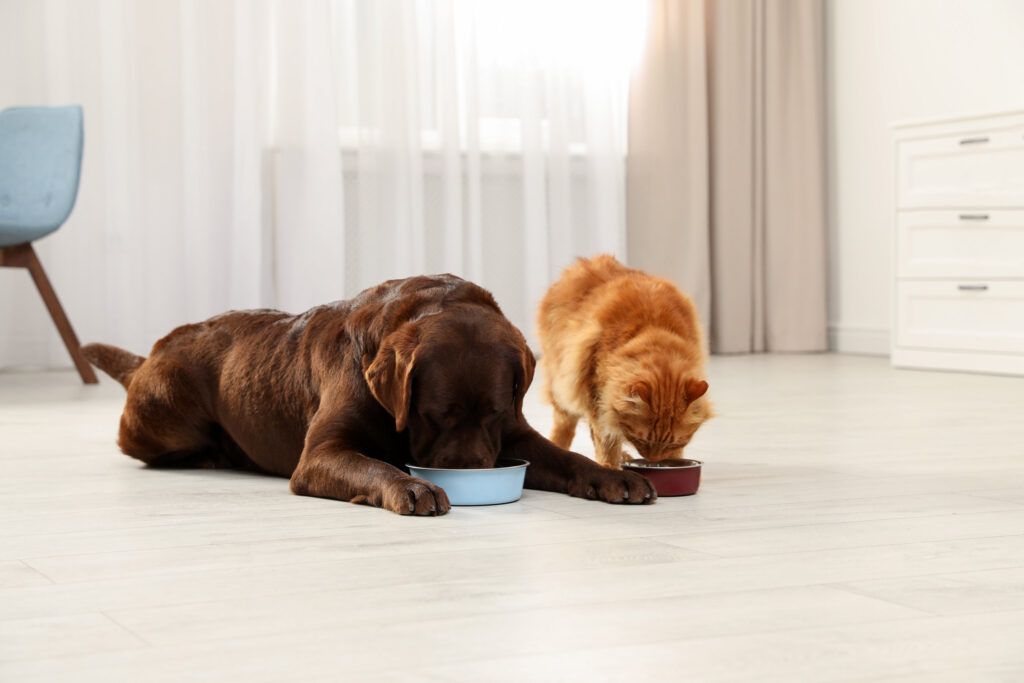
[82,343,145,389]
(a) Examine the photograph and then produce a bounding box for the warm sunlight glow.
[472,0,649,78]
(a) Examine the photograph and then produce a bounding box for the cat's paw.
[568,468,656,504]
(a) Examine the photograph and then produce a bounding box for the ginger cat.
[537,255,711,469]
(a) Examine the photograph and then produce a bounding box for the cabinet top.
[891,109,1024,135]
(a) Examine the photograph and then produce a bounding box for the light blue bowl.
[406,459,529,506]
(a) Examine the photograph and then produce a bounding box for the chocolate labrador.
[83,274,656,515]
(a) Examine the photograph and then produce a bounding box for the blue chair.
[0,105,97,383]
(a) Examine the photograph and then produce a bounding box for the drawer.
[897,210,1024,278]
[895,281,1024,354]
[897,127,1024,208]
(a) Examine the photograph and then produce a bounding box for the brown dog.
[83,274,656,515]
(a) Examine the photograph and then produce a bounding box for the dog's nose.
[431,451,495,469]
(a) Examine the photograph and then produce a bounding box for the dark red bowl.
[622,458,702,496]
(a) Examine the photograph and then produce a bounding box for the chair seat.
[0,223,61,248]
[0,106,83,247]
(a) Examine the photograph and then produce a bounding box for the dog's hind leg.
[114,358,226,469]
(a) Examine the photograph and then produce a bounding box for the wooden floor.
[1,353,1023,681]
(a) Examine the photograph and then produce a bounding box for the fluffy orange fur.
[537,255,712,469]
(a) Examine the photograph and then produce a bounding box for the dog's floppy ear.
[512,338,537,415]
[363,327,419,432]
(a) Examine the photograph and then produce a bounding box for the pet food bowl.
[406,459,529,506]
[622,458,702,496]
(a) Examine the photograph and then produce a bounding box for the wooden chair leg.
[2,243,99,384]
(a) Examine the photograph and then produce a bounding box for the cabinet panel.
[897,127,1024,208]
[895,281,1024,354]
[897,210,1024,278]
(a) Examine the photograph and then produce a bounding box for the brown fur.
[84,274,656,516]
[537,255,712,469]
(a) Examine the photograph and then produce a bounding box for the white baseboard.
[828,324,890,356]
[892,347,1024,376]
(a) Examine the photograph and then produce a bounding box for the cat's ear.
[629,381,651,404]
[685,379,709,401]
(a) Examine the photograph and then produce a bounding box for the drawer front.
[897,127,1024,208]
[896,281,1024,354]
[897,210,1024,278]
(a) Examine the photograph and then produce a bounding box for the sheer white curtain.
[0,0,641,369]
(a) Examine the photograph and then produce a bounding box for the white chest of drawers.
[892,111,1024,375]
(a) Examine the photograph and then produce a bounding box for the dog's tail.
[82,343,145,389]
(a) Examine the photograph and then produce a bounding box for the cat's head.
[609,366,712,462]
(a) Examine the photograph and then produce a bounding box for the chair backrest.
[0,106,84,233]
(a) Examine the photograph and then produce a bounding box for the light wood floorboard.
[1,353,1022,681]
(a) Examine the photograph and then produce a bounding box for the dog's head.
[363,309,535,469]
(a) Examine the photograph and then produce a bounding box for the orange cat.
[536,255,712,469]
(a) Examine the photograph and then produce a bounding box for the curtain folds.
[626,0,712,335]
[0,0,639,368]
[628,0,827,353]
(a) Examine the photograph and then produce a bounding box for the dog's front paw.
[382,476,452,516]
[568,468,656,504]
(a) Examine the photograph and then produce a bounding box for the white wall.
[826,0,1024,354]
